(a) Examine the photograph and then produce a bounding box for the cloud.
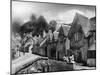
[57,9,85,24]
[12,1,95,25]
[85,9,96,18]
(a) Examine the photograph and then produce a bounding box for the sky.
[12,1,96,25]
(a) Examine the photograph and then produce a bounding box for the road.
[47,59,73,71]
[12,53,95,74]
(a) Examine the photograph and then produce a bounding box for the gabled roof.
[58,25,65,37]
[70,13,91,36]
[12,53,48,74]
[57,25,70,37]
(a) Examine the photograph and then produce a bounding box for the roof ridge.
[76,12,88,19]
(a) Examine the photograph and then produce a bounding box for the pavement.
[73,63,96,70]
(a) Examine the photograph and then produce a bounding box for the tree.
[19,14,37,54]
[20,14,37,36]
[12,21,21,33]
[34,15,49,37]
[49,20,57,32]
[30,14,37,23]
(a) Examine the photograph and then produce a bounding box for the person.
[63,55,69,63]
[63,55,75,64]
[69,55,75,63]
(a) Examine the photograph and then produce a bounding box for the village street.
[12,53,95,74]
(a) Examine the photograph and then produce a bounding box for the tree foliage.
[20,15,49,37]
[49,20,57,32]
[20,15,37,36]
[33,15,49,37]
[12,21,21,33]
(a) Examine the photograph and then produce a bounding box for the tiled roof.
[71,13,91,36]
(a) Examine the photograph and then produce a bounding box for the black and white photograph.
[11,0,96,74]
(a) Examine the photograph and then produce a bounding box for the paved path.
[73,63,95,70]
